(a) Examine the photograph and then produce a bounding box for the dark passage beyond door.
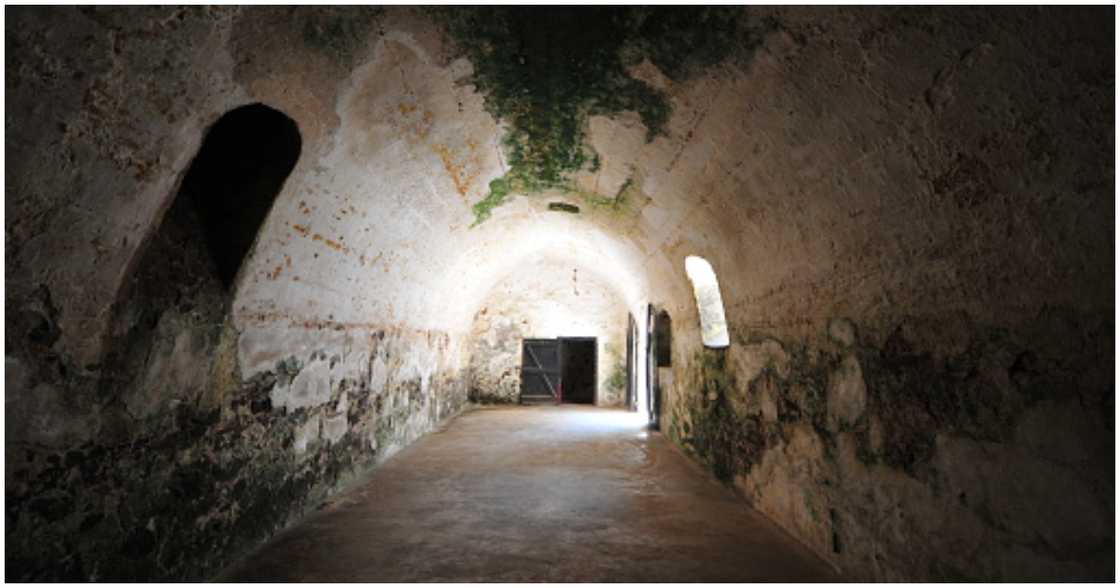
[559,337,596,404]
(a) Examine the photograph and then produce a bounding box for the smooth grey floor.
[220,405,841,582]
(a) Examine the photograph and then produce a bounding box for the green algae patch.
[679,348,766,483]
[438,7,754,225]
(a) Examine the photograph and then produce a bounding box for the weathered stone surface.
[1012,398,1111,468]
[127,317,212,420]
[932,435,1112,557]
[5,357,30,395]
[4,5,1112,583]
[826,354,867,431]
[6,321,469,581]
[827,318,857,348]
[467,256,630,407]
[293,414,321,455]
[728,339,790,384]
[321,412,349,446]
[758,379,779,423]
[738,424,831,557]
[6,382,98,448]
[277,357,332,412]
[669,320,1113,581]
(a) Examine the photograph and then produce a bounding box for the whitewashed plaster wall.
[467,256,630,406]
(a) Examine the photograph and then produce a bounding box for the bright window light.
[684,256,730,348]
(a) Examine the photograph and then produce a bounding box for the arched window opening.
[685,256,729,348]
[181,103,302,289]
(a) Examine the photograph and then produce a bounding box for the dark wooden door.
[521,339,561,404]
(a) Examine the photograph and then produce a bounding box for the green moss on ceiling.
[436,7,760,226]
[298,6,384,67]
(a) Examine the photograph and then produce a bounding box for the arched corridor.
[4,6,1114,582]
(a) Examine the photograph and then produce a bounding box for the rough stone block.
[5,356,30,396]
[827,318,857,347]
[293,414,321,455]
[729,339,790,386]
[273,358,332,412]
[322,412,348,445]
[826,354,866,431]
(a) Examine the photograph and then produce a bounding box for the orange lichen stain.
[432,143,479,199]
[267,254,293,280]
[266,252,293,280]
[398,102,418,115]
[310,233,348,253]
[412,110,434,141]
[291,222,354,257]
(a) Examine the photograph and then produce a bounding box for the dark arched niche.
[181,103,302,289]
[99,104,301,414]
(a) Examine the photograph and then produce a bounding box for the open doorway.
[626,313,638,412]
[559,337,596,404]
[645,305,671,429]
[519,337,597,404]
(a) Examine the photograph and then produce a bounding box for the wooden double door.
[520,337,597,404]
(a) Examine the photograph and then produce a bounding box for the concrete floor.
[220,405,841,582]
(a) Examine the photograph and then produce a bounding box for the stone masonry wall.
[6,194,468,579]
[5,7,471,580]
[657,6,1114,582]
[665,314,1112,581]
